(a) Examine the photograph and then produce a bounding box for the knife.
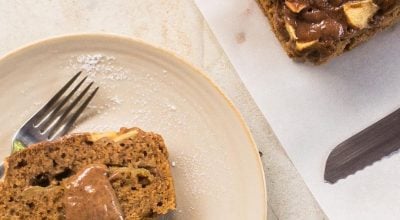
[324,107,400,183]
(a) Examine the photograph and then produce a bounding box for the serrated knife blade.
[324,107,400,183]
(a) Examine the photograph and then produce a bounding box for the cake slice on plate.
[0,127,176,220]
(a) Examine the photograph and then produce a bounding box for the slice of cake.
[258,0,400,63]
[0,127,176,220]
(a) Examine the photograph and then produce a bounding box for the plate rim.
[0,33,267,219]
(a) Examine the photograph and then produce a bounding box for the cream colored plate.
[0,34,266,219]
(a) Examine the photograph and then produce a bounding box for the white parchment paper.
[194,0,400,219]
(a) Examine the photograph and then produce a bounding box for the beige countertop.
[0,0,327,219]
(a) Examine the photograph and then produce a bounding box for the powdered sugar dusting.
[66,54,132,130]
[76,54,105,72]
[109,96,123,105]
[67,54,130,83]
[166,103,177,111]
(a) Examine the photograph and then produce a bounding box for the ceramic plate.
[0,34,266,219]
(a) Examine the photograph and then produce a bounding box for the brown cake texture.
[0,127,176,220]
[258,0,400,64]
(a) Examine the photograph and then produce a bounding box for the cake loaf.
[258,0,400,63]
[0,127,176,220]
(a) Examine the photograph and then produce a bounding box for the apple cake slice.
[0,127,176,220]
[258,0,399,63]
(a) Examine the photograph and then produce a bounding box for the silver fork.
[0,72,99,178]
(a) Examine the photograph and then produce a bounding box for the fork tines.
[33,72,99,140]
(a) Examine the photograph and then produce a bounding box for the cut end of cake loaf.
[258,0,400,64]
[0,127,176,220]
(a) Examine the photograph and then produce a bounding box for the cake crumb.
[235,32,246,44]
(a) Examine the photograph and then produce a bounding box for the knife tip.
[323,171,338,184]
